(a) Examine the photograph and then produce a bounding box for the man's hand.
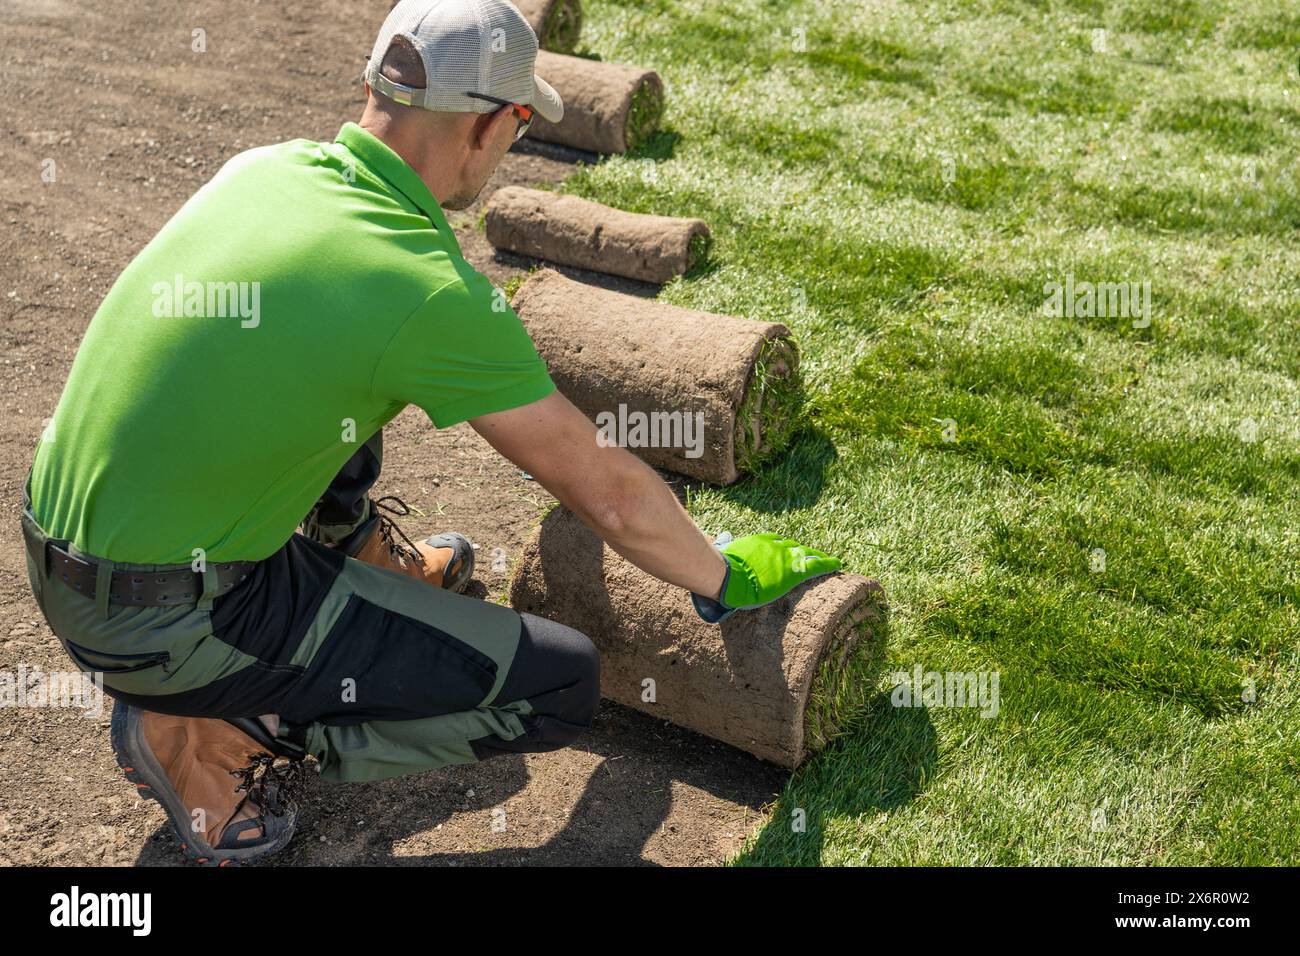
[691,532,842,623]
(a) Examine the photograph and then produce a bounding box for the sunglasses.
[466,92,535,141]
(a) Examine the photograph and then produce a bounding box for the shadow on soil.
[489,246,664,299]
[509,136,598,167]
[130,701,787,867]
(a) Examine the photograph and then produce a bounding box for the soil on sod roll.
[485,186,710,284]
[511,0,584,54]
[510,270,802,484]
[510,506,887,768]
[526,50,664,154]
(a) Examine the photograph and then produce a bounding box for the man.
[22,0,839,866]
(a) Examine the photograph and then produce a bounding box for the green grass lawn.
[555,0,1300,864]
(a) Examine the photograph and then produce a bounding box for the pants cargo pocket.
[278,594,499,727]
[62,638,170,675]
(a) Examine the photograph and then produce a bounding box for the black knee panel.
[557,629,601,732]
[468,618,600,758]
[480,613,601,753]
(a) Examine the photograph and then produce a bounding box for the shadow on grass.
[731,587,938,865]
[626,128,681,162]
[680,237,720,282]
[718,427,839,514]
[735,690,939,866]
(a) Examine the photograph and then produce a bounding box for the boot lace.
[373,496,427,569]
[230,753,306,818]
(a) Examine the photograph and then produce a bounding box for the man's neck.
[358,110,459,206]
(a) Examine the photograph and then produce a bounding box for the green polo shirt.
[29,123,554,564]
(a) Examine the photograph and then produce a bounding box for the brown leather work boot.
[349,496,474,593]
[110,700,301,866]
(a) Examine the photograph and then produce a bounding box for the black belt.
[44,542,255,606]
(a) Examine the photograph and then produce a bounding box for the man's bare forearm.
[470,392,727,598]
[572,454,728,598]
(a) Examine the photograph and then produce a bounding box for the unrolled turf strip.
[509,506,885,768]
[510,270,801,484]
[511,0,583,53]
[525,51,664,154]
[485,186,710,284]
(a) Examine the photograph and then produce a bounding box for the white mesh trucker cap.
[363,0,563,123]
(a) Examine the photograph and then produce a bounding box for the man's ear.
[470,106,512,151]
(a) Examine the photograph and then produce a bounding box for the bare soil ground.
[0,0,784,866]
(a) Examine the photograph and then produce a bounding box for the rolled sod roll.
[511,270,801,484]
[509,506,885,768]
[485,186,710,284]
[512,0,583,53]
[526,50,664,154]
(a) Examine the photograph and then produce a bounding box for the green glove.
[692,532,842,623]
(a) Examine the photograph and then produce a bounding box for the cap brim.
[530,73,563,124]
